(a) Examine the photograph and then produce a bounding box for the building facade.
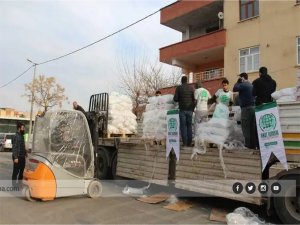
[160,0,300,94]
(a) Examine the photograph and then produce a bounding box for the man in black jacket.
[12,122,26,187]
[173,76,195,147]
[73,101,86,115]
[252,67,277,106]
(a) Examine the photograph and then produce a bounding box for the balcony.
[161,0,223,33]
[193,68,224,82]
[159,29,226,69]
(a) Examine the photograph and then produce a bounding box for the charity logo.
[259,113,276,132]
[200,91,208,98]
[220,94,229,104]
[168,118,177,132]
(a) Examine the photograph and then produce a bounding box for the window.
[297,37,300,65]
[240,0,259,20]
[240,46,260,73]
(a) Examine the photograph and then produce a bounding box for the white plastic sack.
[107,92,137,134]
[212,103,229,119]
[142,95,175,140]
[276,95,297,102]
[271,87,296,100]
[226,207,268,225]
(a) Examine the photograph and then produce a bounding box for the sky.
[0,0,181,113]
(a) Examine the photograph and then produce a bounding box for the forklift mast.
[87,93,109,147]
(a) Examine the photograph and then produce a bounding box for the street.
[0,152,277,224]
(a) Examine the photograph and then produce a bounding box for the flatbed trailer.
[87,93,299,224]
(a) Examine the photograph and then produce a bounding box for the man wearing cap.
[233,73,258,149]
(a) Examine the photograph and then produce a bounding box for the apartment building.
[160,0,300,94]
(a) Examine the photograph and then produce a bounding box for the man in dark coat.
[73,101,86,115]
[173,76,195,147]
[12,122,26,187]
[252,67,277,106]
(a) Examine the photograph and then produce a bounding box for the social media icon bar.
[258,182,268,194]
[245,182,256,194]
[233,182,243,194]
[271,182,281,194]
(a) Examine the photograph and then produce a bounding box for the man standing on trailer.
[173,76,195,147]
[73,101,86,116]
[233,73,258,149]
[252,66,277,106]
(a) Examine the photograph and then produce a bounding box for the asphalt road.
[0,152,278,224]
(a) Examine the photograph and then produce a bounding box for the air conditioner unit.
[218,12,224,20]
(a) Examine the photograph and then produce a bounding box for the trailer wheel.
[273,174,300,224]
[96,148,109,179]
[22,186,36,202]
[87,179,102,198]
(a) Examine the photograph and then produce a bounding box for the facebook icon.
[233,182,243,194]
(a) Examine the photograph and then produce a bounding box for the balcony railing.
[193,68,224,82]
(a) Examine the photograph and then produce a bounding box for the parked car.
[0,133,15,151]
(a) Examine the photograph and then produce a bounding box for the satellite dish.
[218,12,224,20]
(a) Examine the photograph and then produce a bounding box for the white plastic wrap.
[142,95,175,140]
[107,92,137,134]
[193,110,246,176]
[226,207,268,225]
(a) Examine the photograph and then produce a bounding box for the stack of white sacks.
[271,87,297,102]
[193,104,245,155]
[271,69,300,102]
[107,92,137,134]
[142,94,175,140]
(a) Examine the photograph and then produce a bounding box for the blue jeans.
[179,110,193,145]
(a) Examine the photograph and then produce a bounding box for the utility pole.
[27,59,38,142]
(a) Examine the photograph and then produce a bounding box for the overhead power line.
[0,65,34,88]
[39,9,160,65]
[0,8,161,88]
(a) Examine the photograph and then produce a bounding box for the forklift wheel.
[87,179,102,199]
[22,186,36,202]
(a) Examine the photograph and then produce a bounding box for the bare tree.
[24,75,68,113]
[117,56,181,118]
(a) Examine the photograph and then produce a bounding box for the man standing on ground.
[12,122,26,187]
[173,76,195,147]
[233,73,258,149]
[252,66,277,106]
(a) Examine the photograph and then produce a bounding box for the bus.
[0,116,33,134]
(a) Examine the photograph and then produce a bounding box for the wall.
[224,0,300,89]
[159,78,224,97]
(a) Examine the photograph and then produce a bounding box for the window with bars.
[297,37,300,65]
[240,0,259,20]
[240,46,260,73]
